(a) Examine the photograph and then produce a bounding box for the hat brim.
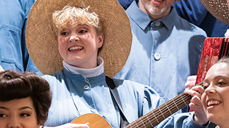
[26,0,132,77]
[200,0,229,25]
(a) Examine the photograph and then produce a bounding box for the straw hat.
[200,0,229,25]
[26,0,132,77]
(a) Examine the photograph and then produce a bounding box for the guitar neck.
[125,93,192,128]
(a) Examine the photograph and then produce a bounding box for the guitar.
[71,93,192,128]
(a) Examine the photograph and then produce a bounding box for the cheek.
[0,120,6,128]
[58,37,66,45]
[221,90,229,104]
[58,38,67,51]
[81,34,89,39]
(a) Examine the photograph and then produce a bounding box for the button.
[154,21,161,27]
[84,85,89,90]
[154,53,161,61]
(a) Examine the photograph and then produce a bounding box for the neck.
[63,56,104,78]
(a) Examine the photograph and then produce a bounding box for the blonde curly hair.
[52,5,103,34]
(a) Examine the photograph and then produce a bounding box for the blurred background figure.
[174,0,229,37]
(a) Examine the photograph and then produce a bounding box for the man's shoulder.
[175,15,207,35]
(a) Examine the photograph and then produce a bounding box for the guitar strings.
[126,93,191,128]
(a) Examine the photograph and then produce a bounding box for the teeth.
[207,100,220,106]
[69,46,83,51]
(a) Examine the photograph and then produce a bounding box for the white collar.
[63,56,104,78]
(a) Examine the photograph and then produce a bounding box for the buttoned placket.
[84,78,99,114]
[149,21,165,98]
[68,77,99,116]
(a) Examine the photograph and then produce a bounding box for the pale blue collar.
[63,56,104,78]
[127,1,177,31]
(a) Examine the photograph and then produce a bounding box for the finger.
[191,86,205,95]
[187,75,197,81]
[185,76,197,89]
[189,96,202,110]
[184,86,203,97]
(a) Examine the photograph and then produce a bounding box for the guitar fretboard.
[125,93,192,128]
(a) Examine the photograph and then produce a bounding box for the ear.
[97,34,104,48]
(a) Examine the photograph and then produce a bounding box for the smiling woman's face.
[201,62,229,127]
[0,97,39,128]
[58,23,103,69]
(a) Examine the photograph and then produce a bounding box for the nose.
[7,117,22,128]
[205,84,216,94]
[69,35,79,42]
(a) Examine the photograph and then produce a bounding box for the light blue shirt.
[43,70,162,127]
[115,1,207,101]
[0,0,41,74]
[43,59,205,128]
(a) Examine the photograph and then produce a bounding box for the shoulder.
[112,78,145,90]
[175,15,207,36]
[42,71,65,85]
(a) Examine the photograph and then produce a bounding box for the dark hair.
[0,70,51,125]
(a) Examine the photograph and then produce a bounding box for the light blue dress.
[115,1,207,102]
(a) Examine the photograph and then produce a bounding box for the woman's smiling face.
[58,23,103,69]
[201,62,229,127]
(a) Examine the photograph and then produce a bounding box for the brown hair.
[0,70,51,125]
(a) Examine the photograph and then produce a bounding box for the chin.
[208,114,222,125]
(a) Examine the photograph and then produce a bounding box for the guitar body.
[71,113,112,128]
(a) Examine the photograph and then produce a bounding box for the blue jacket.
[43,69,206,128]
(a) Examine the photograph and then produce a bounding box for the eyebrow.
[19,106,33,110]
[0,106,8,110]
[0,106,33,110]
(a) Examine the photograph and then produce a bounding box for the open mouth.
[68,46,83,51]
[206,100,221,107]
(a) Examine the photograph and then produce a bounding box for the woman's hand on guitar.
[184,83,208,126]
[44,123,89,128]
